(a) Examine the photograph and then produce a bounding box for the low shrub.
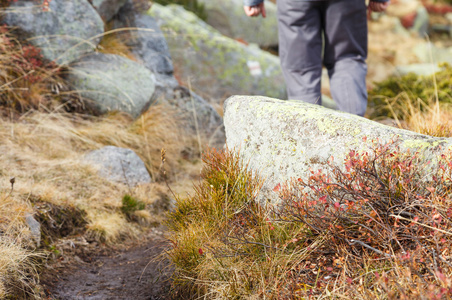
[166,142,452,299]
[0,25,78,114]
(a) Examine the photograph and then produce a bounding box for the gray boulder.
[91,0,128,21]
[66,53,156,118]
[395,63,442,76]
[411,6,429,37]
[84,146,151,186]
[109,2,224,146]
[224,96,452,202]
[197,0,278,48]
[413,42,452,65]
[112,1,179,95]
[2,0,104,65]
[149,4,287,102]
[168,86,225,148]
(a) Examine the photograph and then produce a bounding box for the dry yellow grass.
[399,99,452,137]
[97,28,138,61]
[0,104,202,297]
[0,17,206,299]
[0,235,39,298]
[0,104,190,234]
[0,190,40,298]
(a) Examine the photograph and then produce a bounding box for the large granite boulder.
[91,0,128,22]
[2,0,104,65]
[112,1,179,96]
[197,0,278,48]
[224,96,452,201]
[66,53,156,118]
[84,146,152,186]
[149,4,287,102]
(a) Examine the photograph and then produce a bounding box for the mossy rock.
[197,0,279,48]
[2,0,104,65]
[152,0,207,20]
[148,3,286,102]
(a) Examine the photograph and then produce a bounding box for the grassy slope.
[0,24,203,297]
[0,106,204,298]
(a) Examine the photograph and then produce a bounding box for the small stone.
[84,146,152,187]
[25,214,41,247]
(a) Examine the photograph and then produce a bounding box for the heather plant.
[0,25,75,114]
[166,142,452,299]
[275,139,452,298]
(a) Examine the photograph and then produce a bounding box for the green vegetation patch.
[152,0,207,20]
[368,63,452,120]
[121,194,145,217]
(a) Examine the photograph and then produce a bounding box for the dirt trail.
[40,228,172,300]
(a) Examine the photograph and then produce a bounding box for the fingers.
[369,1,390,12]
[244,5,265,17]
[244,6,258,17]
[381,2,390,11]
[260,3,266,18]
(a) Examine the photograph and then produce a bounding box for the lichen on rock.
[224,96,452,202]
[148,3,287,102]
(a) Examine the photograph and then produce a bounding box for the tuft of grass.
[397,99,452,137]
[97,29,138,61]
[0,190,42,299]
[121,194,146,219]
[86,211,136,243]
[0,235,40,299]
[166,143,452,299]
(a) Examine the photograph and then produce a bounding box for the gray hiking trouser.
[277,0,368,116]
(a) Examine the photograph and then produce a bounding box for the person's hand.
[244,3,266,18]
[369,0,390,12]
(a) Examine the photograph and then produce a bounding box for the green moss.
[152,0,207,20]
[148,4,286,99]
[368,63,452,119]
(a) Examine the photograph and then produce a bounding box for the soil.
[40,227,173,300]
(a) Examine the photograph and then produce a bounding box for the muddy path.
[40,228,173,300]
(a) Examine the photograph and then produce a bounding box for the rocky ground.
[40,227,172,300]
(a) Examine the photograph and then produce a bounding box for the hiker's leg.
[277,0,323,104]
[323,0,368,116]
